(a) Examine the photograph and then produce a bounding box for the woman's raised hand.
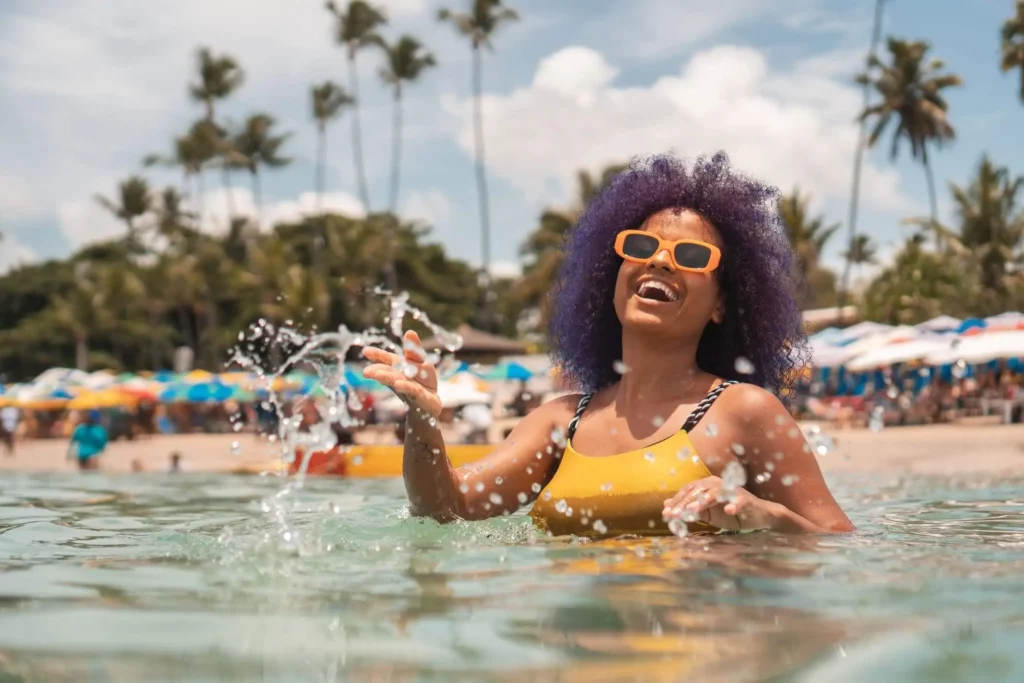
[362,330,442,419]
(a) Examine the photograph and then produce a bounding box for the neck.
[615,328,710,407]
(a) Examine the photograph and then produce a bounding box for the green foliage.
[1001,1,1024,103]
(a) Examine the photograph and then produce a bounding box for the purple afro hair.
[549,152,806,393]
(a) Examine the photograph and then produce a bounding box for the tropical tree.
[230,113,292,224]
[51,264,106,370]
[842,234,878,289]
[1001,1,1024,103]
[513,164,626,327]
[379,36,437,214]
[311,81,355,216]
[857,38,962,241]
[438,0,519,282]
[945,156,1024,303]
[189,47,245,222]
[94,175,154,250]
[143,130,211,212]
[325,0,388,212]
[778,188,840,308]
[863,237,977,324]
[838,0,886,316]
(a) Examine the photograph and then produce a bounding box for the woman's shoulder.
[715,381,793,426]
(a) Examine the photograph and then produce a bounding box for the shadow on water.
[0,472,1023,681]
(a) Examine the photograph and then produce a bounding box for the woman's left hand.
[662,476,779,531]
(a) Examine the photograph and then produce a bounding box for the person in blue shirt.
[68,411,109,470]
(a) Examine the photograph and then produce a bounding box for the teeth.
[637,280,678,302]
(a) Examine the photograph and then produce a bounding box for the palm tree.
[438,0,519,282]
[514,164,626,326]
[51,264,105,370]
[842,234,878,291]
[189,47,245,224]
[231,113,292,224]
[838,0,886,318]
[779,188,840,309]
[325,0,388,213]
[857,38,962,243]
[379,36,436,292]
[380,36,437,214]
[949,156,1024,296]
[1001,1,1024,103]
[95,175,154,250]
[311,81,355,216]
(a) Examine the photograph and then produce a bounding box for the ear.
[711,293,725,325]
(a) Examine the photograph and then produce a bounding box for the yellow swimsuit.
[530,381,737,537]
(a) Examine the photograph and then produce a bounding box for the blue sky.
[1,0,1022,280]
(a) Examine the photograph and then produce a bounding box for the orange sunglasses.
[614,230,721,273]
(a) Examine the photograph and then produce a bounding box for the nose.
[647,247,675,273]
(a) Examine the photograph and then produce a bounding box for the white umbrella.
[915,315,961,333]
[846,338,955,371]
[925,331,1024,365]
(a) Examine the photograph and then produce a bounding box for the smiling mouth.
[635,280,678,303]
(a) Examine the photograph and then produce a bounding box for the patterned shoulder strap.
[566,393,593,441]
[680,380,739,433]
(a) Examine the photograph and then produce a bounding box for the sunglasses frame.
[614,230,722,273]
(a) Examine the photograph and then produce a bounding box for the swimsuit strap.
[566,393,594,440]
[681,380,740,433]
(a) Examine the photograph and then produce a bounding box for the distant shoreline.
[3,422,1024,477]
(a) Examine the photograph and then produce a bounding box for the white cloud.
[533,47,618,102]
[489,260,522,279]
[58,198,125,249]
[0,233,37,274]
[402,189,452,227]
[0,174,38,221]
[445,44,915,215]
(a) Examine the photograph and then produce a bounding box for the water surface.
[1,471,1022,682]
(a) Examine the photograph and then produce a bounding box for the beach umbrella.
[68,389,138,410]
[479,361,533,381]
[845,337,955,371]
[159,381,233,403]
[915,315,962,334]
[183,369,215,383]
[926,331,1024,365]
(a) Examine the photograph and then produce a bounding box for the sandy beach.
[3,420,1024,476]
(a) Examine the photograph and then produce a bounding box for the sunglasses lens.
[674,242,713,269]
[621,233,660,260]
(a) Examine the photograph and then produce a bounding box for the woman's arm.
[363,330,577,522]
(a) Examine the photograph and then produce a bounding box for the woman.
[364,153,852,536]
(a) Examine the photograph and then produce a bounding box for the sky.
[1,0,1022,281]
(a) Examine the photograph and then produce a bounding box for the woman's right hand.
[362,330,443,419]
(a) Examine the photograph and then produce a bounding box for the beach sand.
[3,420,1024,476]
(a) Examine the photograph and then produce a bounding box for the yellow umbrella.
[19,399,70,410]
[68,389,137,410]
[184,369,215,383]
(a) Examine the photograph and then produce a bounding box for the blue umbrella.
[479,361,533,381]
[957,317,986,334]
[159,382,233,403]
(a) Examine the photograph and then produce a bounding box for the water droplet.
[555,499,568,513]
[474,482,485,492]
[565,506,573,517]
[668,518,688,537]
[952,359,968,379]
[531,482,542,493]
[721,461,747,502]
[230,441,240,455]
[613,360,630,374]
[705,423,719,437]
[677,447,692,461]
[489,492,503,505]
[644,451,656,463]
[495,476,504,485]
[755,472,771,484]
[517,492,528,504]
[775,415,786,425]
[648,519,656,528]
[787,428,799,438]
[352,455,363,465]
[601,482,613,492]
[592,520,608,534]
[734,356,755,375]
[543,490,552,501]
[765,461,775,471]
[886,385,899,399]
[731,443,745,456]
[651,415,665,428]
[232,422,243,433]
[550,427,567,448]
[781,474,800,486]
[459,483,470,493]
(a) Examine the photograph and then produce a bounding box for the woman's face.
[613,208,724,341]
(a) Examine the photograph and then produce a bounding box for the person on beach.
[0,405,19,456]
[364,153,852,536]
[68,410,109,471]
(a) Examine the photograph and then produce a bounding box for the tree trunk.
[389,88,403,214]
[251,169,263,229]
[472,45,494,330]
[923,147,941,250]
[315,122,328,277]
[837,0,885,320]
[75,335,88,371]
[349,52,372,213]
